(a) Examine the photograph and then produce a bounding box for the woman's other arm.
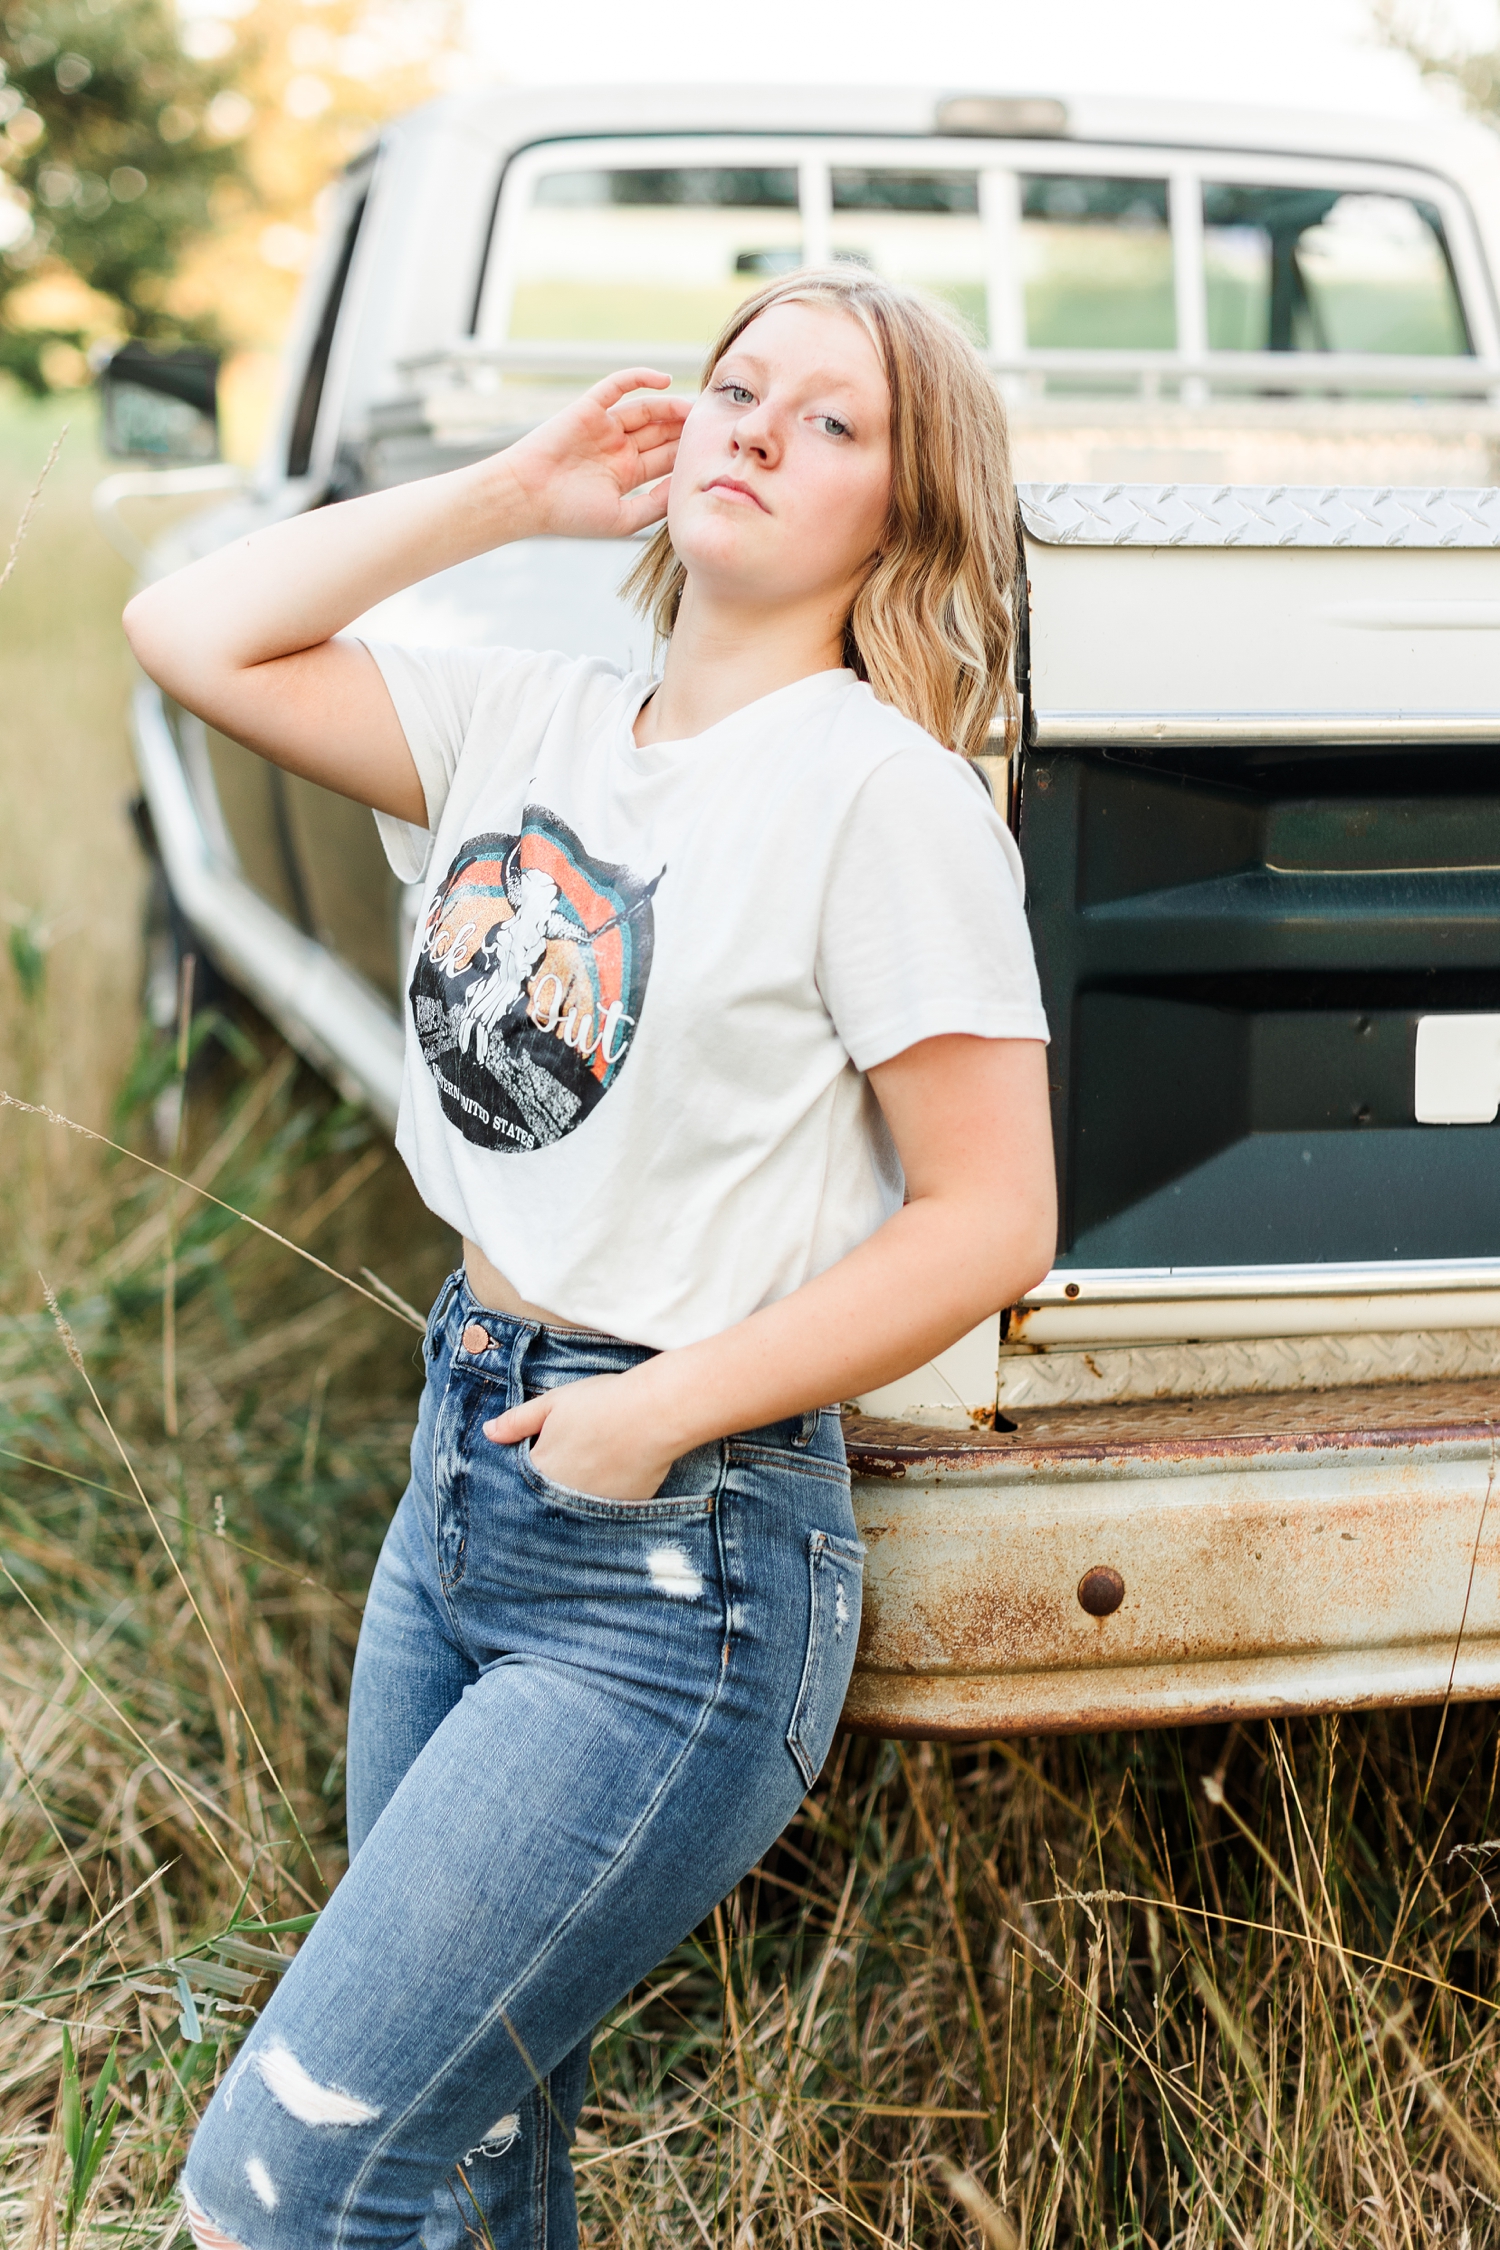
[121,370,688,822]
[486,1033,1057,1495]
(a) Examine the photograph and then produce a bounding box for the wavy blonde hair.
[621,267,1018,757]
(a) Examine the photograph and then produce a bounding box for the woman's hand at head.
[500,368,691,542]
[483,1369,680,1502]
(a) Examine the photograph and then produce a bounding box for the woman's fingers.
[612,395,692,438]
[617,480,673,534]
[587,366,673,411]
[482,1395,550,1445]
[633,435,682,483]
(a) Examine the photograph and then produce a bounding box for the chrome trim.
[1007,349,1500,396]
[1010,1292,1500,1346]
[1030,709,1500,745]
[130,679,404,1129]
[92,464,247,573]
[1025,1258,1500,1306]
[403,348,1500,409]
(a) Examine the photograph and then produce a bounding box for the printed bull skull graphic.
[409,808,663,1154]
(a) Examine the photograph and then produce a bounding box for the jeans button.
[462,1323,494,1355]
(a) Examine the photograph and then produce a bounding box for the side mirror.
[99,342,220,463]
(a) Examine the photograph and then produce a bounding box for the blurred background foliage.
[0,0,461,453]
[1376,0,1500,121]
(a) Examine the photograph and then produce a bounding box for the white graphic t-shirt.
[362,642,1049,1349]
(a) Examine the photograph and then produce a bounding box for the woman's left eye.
[813,414,852,439]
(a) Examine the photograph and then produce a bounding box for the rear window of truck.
[476,137,1484,394]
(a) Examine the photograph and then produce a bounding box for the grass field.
[4,389,1500,2248]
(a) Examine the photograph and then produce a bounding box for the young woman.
[124,267,1056,2250]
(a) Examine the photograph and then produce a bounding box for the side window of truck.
[287,182,369,476]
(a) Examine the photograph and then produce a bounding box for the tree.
[162,0,464,419]
[1374,1,1500,127]
[0,0,248,392]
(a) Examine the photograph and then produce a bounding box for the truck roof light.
[935,94,1070,138]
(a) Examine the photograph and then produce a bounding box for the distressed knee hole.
[183,2186,249,2250]
[467,2112,521,2161]
[255,2040,380,2127]
[647,1542,701,1599]
[244,2157,278,2212]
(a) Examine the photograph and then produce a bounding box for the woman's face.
[666,299,892,622]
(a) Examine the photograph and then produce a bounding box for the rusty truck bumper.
[843,1381,1500,1736]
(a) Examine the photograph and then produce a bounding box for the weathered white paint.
[854,1316,1000,1425]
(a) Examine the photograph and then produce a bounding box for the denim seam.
[427,1268,463,1353]
[724,1447,850,1486]
[332,1506,737,2245]
[531,2080,550,2250]
[786,1529,865,1788]
[431,1356,475,1647]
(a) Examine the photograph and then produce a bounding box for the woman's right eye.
[718,383,755,406]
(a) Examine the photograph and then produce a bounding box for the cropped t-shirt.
[362,643,1049,1350]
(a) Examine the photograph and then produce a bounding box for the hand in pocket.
[484,1370,676,1502]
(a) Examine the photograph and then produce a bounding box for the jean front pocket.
[786,1528,865,1788]
[517,1429,723,1519]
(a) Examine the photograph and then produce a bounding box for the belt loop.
[507,1322,540,1412]
[792,1408,817,1449]
[427,1268,463,1355]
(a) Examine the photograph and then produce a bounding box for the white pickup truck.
[102,84,1500,1740]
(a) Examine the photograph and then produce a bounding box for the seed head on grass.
[0,425,65,597]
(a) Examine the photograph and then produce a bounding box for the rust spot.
[1064,1282,1081,1299]
[1077,1565,1125,1617]
[462,1323,493,1355]
[843,1381,1500,1477]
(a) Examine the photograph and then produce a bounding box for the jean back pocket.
[786,1528,865,1789]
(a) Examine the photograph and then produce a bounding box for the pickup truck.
[101,83,1500,1740]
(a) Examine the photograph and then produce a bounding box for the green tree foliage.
[0,0,249,392]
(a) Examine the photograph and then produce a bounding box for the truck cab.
[110,85,1500,1736]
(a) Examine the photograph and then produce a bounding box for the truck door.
[200,160,408,1007]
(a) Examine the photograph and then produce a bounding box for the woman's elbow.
[996,1181,1058,1305]
[122,588,167,678]
[124,588,203,703]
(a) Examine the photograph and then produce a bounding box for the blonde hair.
[622,268,1018,758]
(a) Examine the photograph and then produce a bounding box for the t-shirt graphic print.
[408,803,662,1154]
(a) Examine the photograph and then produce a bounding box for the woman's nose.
[730,404,779,462]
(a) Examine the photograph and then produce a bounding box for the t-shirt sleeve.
[356,639,503,882]
[816,748,1049,1071]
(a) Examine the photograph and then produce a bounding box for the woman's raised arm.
[122,370,688,822]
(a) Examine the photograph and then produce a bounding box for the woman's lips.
[703,478,769,513]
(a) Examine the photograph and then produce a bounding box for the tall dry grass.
[0,393,140,1149]
[3,403,1500,2250]
[4,1013,1500,2250]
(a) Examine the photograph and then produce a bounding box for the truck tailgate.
[844,1379,1500,1737]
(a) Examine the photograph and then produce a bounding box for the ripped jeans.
[180,1272,863,2250]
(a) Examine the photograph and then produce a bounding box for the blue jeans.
[181,1273,863,2250]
